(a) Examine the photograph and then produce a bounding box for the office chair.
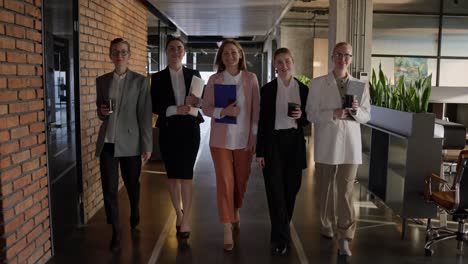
[424,150,468,256]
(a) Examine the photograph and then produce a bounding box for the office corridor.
[47,120,463,264]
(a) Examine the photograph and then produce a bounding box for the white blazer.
[306,72,371,165]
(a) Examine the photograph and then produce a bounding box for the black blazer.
[151,66,204,128]
[256,78,309,170]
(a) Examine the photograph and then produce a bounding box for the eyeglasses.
[333,53,353,60]
[167,46,184,52]
[111,50,129,57]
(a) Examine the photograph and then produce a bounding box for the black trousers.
[100,143,142,227]
[263,129,303,247]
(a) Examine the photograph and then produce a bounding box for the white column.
[328,0,348,71]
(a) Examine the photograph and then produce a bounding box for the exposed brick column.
[0,0,52,263]
[79,0,148,222]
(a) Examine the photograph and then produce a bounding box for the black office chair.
[424,150,468,256]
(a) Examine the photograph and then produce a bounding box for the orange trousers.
[210,147,253,223]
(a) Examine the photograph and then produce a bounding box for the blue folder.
[214,84,237,124]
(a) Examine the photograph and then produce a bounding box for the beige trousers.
[315,163,359,240]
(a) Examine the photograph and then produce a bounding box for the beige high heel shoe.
[223,223,234,251]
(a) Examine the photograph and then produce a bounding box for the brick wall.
[79,0,148,221]
[0,0,51,263]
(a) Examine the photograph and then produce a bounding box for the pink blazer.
[202,71,260,150]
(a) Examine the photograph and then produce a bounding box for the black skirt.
[159,115,200,179]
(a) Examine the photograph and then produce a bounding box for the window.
[441,16,468,57]
[373,14,439,56]
[373,0,441,13]
[439,59,468,86]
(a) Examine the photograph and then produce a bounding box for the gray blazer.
[95,70,153,157]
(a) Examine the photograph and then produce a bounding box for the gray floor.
[47,121,466,264]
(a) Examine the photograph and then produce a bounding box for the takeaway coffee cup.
[103,99,114,114]
[343,94,356,109]
[288,102,300,117]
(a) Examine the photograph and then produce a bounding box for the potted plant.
[364,64,440,221]
[368,64,434,136]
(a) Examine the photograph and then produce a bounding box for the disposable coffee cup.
[288,102,300,117]
[104,99,114,114]
[343,94,356,109]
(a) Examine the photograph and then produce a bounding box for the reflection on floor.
[47,121,465,264]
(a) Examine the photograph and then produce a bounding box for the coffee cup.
[288,102,300,117]
[343,94,356,109]
[103,99,114,114]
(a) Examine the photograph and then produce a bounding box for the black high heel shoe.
[177,231,190,239]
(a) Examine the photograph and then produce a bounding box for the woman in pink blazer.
[202,39,260,251]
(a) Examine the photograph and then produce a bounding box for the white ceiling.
[147,0,296,37]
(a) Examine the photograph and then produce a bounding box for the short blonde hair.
[332,42,352,55]
[273,48,294,62]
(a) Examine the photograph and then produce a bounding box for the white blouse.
[275,78,300,130]
[213,70,248,150]
[166,67,186,117]
[105,72,127,143]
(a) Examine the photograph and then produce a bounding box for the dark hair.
[109,38,130,55]
[165,36,186,50]
[332,42,352,55]
[273,48,294,62]
[214,39,247,73]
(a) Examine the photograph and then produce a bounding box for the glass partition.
[373,14,439,56]
[444,1,468,14]
[439,59,468,86]
[441,16,468,57]
[371,57,437,86]
[373,0,441,13]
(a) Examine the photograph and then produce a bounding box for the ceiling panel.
[148,0,295,36]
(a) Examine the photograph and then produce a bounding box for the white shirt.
[275,78,300,130]
[166,67,186,117]
[213,70,248,150]
[105,72,127,143]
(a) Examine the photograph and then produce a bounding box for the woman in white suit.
[306,42,370,256]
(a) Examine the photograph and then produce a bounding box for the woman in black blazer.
[151,37,203,240]
[256,48,309,256]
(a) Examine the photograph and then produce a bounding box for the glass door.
[43,0,82,253]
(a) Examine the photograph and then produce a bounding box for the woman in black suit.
[256,48,309,256]
[151,37,203,240]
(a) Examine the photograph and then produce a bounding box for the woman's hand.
[100,104,111,116]
[291,107,302,119]
[333,108,348,119]
[221,101,240,117]
[176,105,191,115]
[256,157,265,168]
[141,152,152,163]
[185,93,200,106]
[351,99,359,115]
[245,143,255,154]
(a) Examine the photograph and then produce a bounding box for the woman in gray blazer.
[95,38,152,252]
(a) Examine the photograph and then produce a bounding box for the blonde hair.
[273,47,294,62]
[214,39,247,73]
[332,42,352,55]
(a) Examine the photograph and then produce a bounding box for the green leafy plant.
[295,75,311,87]
[369,64,432,113]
